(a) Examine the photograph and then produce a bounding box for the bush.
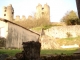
[13,17,51,29]
[0,37,6,47]
[66,32,72,38]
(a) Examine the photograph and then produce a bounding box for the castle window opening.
[42,8,44,10]
[4,14,6,16]
[12,12,14,14]
[4,10,6,12]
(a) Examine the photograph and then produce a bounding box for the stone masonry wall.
[6,22,40,49]
[44,25,80,38]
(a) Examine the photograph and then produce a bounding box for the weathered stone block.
[15,41,41,60]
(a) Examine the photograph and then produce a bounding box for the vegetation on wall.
[66,32,72,38]
[13,17,52,29]
[0,37,6,47]
[61,10,79,25]
[56,36,80,46]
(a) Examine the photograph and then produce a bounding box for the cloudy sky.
[0,0,77,22]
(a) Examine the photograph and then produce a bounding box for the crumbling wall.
[6,22,40,49]
[44,25,80,38]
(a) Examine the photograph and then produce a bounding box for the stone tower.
[2,4,14,20]
[43,3,50,20]
[35,3,42,19]
[35,3,50,21]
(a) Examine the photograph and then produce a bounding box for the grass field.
[41,48,78,55]
[0,35,79,56]
[0,48,78,56]
[56,36,80,45]
[0,49,22,56]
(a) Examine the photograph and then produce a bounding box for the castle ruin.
[34,3,50,21]
[2,4,14,21]
[2,3,50,21]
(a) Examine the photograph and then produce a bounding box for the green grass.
[31,27,42,31]
[0,48,78,56]
[0,37,79,56]
[31,25,53,32]
[56,36,80,45]
[0,49,22,56]
[61,36,80,40]
[63,37,76,40]
[41,48,77,55]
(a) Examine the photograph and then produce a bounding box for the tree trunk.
[76,0,80,18]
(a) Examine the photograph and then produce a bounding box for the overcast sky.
[0,0,78,22]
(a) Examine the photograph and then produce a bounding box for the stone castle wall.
[44,25,80,38]
[14,15,33,21]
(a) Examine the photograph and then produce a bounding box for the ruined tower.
[43,3,50,20]
[35,3,42,19]
[76,0,80,18]
[35,3,50,21]
[2,4,14,20]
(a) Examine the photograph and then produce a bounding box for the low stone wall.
[44,25,80,38]
[40,35,60,49]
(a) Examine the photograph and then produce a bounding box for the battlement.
[14,15,34,21]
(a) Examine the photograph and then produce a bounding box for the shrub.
[13,17,51,29]
[66,32,72,38]
[0,37,6,47]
